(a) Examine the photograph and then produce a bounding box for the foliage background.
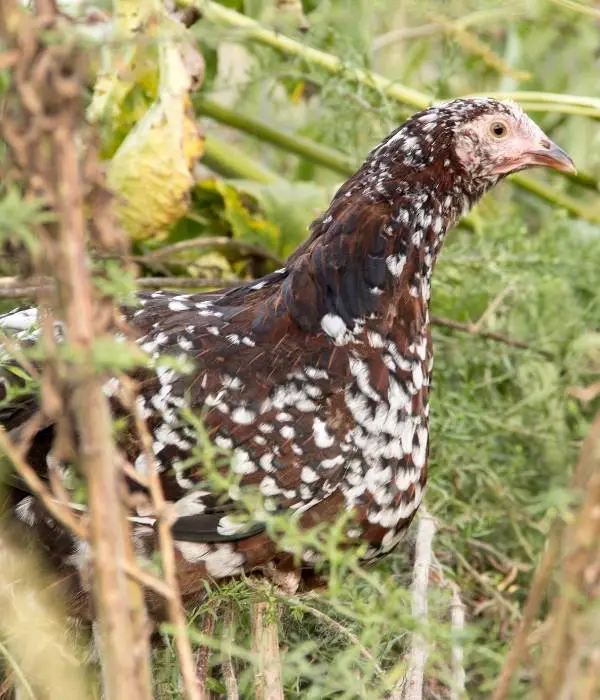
[1,0,600,698]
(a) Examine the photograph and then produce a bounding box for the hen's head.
[450,99,575,177]
[366,98,575,199]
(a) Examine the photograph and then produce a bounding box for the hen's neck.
[281,170,495,344]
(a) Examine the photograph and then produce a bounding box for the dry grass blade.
[0,529,92,700]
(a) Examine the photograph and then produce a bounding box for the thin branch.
[471,282,514,333]
[0,275,563,358]
[492,410,600,699]
[431,315,554,359]
[123,378,201,700]
[121,560,175,602]
[139,235,284,267]
[491,522,563,699]
[391,510,437,700]
[290,600,384,676]
[0,426,87,540]
[404,511,436,699]
[137,277,239,290]
[0,326,39,380]
[0,285,46,299]
[536,413,600,697]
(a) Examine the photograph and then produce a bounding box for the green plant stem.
[187,1,600,120]
[197,96,355,177]
[199,99,599,224]
[202,135,280,183]
[510,173,600,222]
[189,0,432,110]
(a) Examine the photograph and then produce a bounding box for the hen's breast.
[124,288,432,570]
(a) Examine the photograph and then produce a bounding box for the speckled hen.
[2,98,574,616]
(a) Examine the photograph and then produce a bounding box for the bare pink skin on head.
[454,102,576,177]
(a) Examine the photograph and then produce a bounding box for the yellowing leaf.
[103,8,204,242]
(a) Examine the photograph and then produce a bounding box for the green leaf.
[229,179,332,257]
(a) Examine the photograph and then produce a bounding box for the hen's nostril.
[541,138,551,149]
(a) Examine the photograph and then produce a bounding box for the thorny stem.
[0,3,153,697]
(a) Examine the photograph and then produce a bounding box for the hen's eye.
[491,122,508,138]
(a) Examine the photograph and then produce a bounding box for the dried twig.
[121,560,175,602]
[535,412,600,698]
[222,603,239,700]
[136,277,239,290]
[195,611,216,700]
[0,426,87,540]
[491,521,563,700]
[431,315,554,358]
[493,409,600,699]
[137,236,283,267]
[291,600,384,676]
[0,285,46,300]
[250,598,284,700]
[449,586,466,700]
[470,282,514,333]
[124,378,201,700]
[0,327,39,379]
[391,511,437,700]
[0,274,555,359]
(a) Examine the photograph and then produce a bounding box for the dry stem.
[250,599,284,700]
[0,426,87,540]
[0,3,153,696]
[126,378,201,700]
[222,603,240,700]
[493,409,600,699]
[391,510,437,700]
[195,611,216,700]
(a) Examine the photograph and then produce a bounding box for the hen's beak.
[526,142,576,174]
